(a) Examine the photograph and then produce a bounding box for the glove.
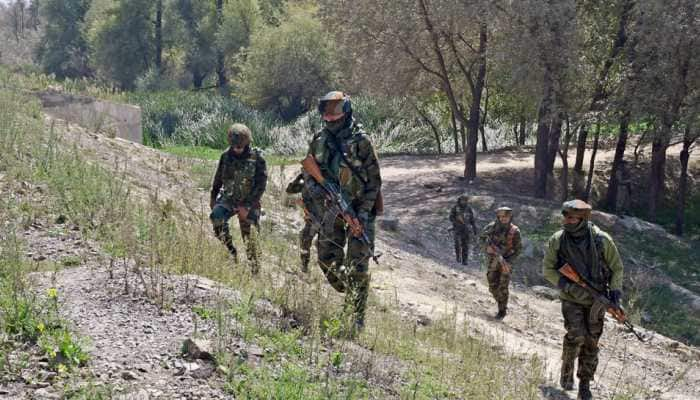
[608,289,622,308]
[557,276,570,291]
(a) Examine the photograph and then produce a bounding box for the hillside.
[1,90,698,399]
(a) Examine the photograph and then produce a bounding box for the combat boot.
[300,253,310,273]
[577,380,592,400]
[495,303,507,320]
[560,346,576,390]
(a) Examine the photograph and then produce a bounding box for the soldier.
[210,123,268,273]
[285,171,322,272]
[449,194,477,265]
[542,200,624,400]
[306,91,382,332]
[479,206,522,320]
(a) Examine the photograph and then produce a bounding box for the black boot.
[495,303,507,320]
[300,252,310,273]
[577,380,592,400]
[560,363,574,390]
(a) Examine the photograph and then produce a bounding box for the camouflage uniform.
[210,126,268,272]
[479,208,522,318]
[543,200,624,398]
[285,172,323,272]
[307,92,382,330]
[449,196,477,265]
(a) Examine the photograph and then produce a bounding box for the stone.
[121,370,138,381]
[531,285,559,300]
[519,205,538,220]
[591,211,619,230]
[182,338,214,360]
[469,196,495,211]
[378,215,399,231]
[33,388,60,400]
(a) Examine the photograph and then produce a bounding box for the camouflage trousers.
[453,228,471,264]
[560,300,606,382]
[317,213,375,326]
[486,257,511,311]
[210,203,260,272]
[299,217,320,272]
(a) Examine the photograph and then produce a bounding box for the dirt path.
[21,116,699,399]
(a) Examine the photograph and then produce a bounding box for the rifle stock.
[559,263,645,342]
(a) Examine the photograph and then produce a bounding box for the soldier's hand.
[238,207,249,222]
[486,245,497,255]
[608,289,622,308]
[557,276,570,291]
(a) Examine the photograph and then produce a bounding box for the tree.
[238,5,337,120]
[626,0,699,221]
[321,0,493,180]
[675,126,699,235]
[172,0,216,88]
[91,0,155,89]
[36,0,91,79]
[215,0,259,90]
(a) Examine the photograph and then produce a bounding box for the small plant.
[38,328,89,371]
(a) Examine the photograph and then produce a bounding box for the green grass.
[163,145,301,166]
[636,285,700,345]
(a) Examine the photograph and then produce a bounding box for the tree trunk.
[450,109,460,153]
[572,124,588,197]
[584,123,601,201]
[519,117,527,146]
[215,0,229,95]
[464,24,488,180]
[604,112,630,211]
[559,118,573,202]
[675,129,695,235]
[648,133,669,222]
[534,66,553,198]
[547,114,563,173]
[155,0,163,73]
[479,83,489,152]
[415,104,442,154]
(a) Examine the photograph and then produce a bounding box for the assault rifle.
[301,155,380,263]
[486,240,512,274]
[559,263,646,342]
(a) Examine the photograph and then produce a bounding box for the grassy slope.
[0,69,547,399]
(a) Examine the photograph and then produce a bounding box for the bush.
[237,5,337,121]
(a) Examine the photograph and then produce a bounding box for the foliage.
[238,5,338,120]
[36,0,92,79]
[89,0,155,89]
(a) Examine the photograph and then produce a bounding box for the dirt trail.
[17,116,699,399]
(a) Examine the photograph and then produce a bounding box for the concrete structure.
[37,90,142,144]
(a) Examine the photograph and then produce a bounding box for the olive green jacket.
[542,224,624,306]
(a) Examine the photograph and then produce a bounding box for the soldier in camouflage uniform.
[285,171,323,272]
[449,194,478,265]
[210,123,268,273]
[306,91,382,332]
[479,207,522,320]
[542,200,624,400]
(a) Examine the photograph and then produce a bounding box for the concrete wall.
[38,91,142,144]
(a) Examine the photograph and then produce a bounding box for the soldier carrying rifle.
[303,91,382,333]
[543,200,625,400]
[479,206,522,320]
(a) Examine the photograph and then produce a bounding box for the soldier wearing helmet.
[210,123,268,273]
[306,91,382,334]
[449,194,478,265]
[542,199,624,400]
[479,206,522,320]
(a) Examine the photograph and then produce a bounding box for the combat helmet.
[495,206,513,217]
[561,199,592,220]
[228,123,252,147]
[318,91,352,122]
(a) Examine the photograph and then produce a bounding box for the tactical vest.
[487,223,518,257]
[311,126,370,203]
[221,149,261,204]
[556,228,612,291]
